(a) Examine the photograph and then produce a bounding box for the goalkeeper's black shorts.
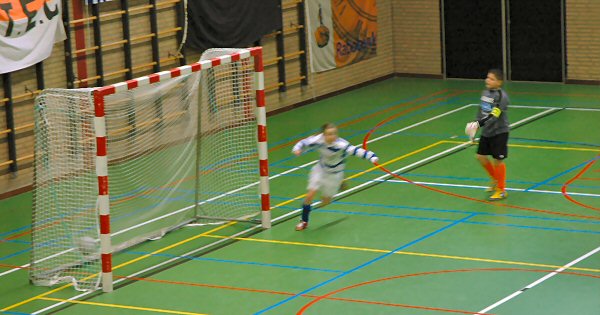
[477,132,509,160]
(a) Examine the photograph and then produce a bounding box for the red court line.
[0,263,29,270]
[451,89,600,99]
[297,268,600,314]
[562,157,600,211]
[362,122,600,220]
[508,91,600,98]
[269,88,452,152]
[115,275,489,314]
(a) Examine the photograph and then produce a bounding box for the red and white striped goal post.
[91,47,270,293]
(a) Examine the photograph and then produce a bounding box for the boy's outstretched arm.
[343,144,379,163]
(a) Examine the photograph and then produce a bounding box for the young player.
[466,69,510,201]
[292,123,379,231]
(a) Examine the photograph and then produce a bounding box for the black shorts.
[477,132,509,160]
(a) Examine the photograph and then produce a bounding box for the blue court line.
[0,225,31,239]
[1,311,31,315]
[3,198,598,261]
[329,200,600,224]
[525,156,600,191]
[0,239,29,245]
[4,199,596,263]
[509,137,599,148]
[267,168,600,191]
[124,251,343,274]
[253,213,477,314]
[0,248,32,262]
[314,209,600,235]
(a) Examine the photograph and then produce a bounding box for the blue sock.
[301,204,311,222]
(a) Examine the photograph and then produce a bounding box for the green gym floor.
[1,77,599,315]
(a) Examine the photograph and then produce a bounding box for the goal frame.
[92,47,270,292]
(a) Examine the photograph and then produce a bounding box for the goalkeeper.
[466,69,510,201]
[292,123,379,231]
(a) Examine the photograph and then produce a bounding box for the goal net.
[30,47,270,292]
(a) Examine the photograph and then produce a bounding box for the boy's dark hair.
[488,69,504,81]
[321,122,337,133]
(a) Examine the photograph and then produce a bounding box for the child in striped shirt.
[292,123,379,231]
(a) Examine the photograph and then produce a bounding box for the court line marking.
[297,267,600,314]
[525,158,600,192]
[121,274,495,315]
[384,179,600,198]
[202,235,600,274]
[16,137,444,314]
[442,140,600,152]
[5,103,583,313]
[476,245,600,314]
[0,222,234,313]
[561,157,600,210]
[478,103,600,111]
[253,213,478,314]
[38,297,206,315]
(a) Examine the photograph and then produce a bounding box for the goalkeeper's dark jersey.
[476,89,510,137]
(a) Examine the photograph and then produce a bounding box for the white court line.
[476,246,600,315]
[474,103,600,112]
[385,179,600,198]
[27,103,579,313]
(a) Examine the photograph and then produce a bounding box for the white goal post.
[30,47,270,292]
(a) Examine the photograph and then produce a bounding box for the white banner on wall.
[306,0,336,73]
[306,0,378,73]
[0,0,66,74]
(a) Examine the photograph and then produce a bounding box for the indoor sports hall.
[1,1,599,315]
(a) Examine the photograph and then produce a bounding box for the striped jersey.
[292,134,377,173]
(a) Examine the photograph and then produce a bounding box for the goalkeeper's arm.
[476,106,502,127]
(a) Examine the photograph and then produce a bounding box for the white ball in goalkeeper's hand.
[77,236,97,256]
[464,122,478,140]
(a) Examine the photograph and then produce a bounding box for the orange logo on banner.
[314,4,330,48]
[332,0,377,67]
[0,0,59,37]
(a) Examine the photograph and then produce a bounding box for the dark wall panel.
[509,0,563,82]
[444,0,503,79]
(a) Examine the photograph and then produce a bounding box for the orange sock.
[482,160,496,181]
[495,162,506,191]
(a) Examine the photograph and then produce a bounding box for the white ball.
[77,236,97,255]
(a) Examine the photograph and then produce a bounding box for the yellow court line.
[271,141,447,209]
[347,141,447,180]
[1,222,235,312]
[202,234,600,274]
[38,297,206,315]
[443,140,600,152]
